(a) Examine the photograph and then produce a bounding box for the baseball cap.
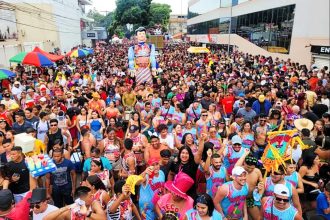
[274,184,290,197]
[129,125,139,133]
[0,189,14,211]
[28,188,47,204]
[232,166,247,176]
[232,135,242,145]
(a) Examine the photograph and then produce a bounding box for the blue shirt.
[139,171,165,220]
[185,209,223,220]
[51,159,75,189]
[83,157,112,172]
[317,192,330,219]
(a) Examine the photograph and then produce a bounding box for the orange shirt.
[147,144,168,161]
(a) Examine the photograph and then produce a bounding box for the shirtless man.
[235,149,263,220]
[43,186,106,220]
[252,114,271,159]
[74,128,96,159]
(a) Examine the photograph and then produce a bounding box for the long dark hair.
[86,175,106,191]
[194,194,214,217]
[177,145,195,165]
[303,153,317,169]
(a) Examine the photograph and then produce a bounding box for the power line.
[0,17,81,34]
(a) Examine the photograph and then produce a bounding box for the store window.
[231,4,295,53]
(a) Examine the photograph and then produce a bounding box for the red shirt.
[308,77,318,91]
[5,191,32,220]
[221,95,235,114]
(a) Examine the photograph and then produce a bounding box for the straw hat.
[294,118,313,131]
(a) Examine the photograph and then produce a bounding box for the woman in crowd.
[89,110,106,142]
[184,194,223,220]
[85,174,110,210]
[239,121,255,150]
[86,159,114,194]
[299,153,321,213]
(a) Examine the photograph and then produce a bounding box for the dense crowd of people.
[0,39,329,220]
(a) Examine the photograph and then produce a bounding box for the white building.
[0,0,92,67]
[187,0,330,67]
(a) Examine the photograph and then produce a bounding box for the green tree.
[114,0,151,26]
[149,3,172,27]
[87,8,105,26]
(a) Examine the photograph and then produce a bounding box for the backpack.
[35,120,50,137]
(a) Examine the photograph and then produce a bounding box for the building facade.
[0,0,92,68]
[187,0,330,67]
[168,14,188,37]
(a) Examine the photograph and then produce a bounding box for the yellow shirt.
[26,139,46,156]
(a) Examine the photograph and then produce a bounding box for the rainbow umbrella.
[0,69,17,79]
[67,49,90,58]
[9,52,53,67]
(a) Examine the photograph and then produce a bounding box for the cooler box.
[14,133,35,154]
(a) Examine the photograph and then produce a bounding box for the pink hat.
[148,157,159,166]
[164,172,194,200]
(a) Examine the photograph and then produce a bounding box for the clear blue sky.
[87,0,189,15]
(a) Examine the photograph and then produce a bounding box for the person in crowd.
[6,146,30,203]
[213,166,249,220]
[34,111,50,142]
[316,181,330,219]
[156,172,194,220]
[12,110,33,134]
[1,39,329,220]
[43,186,106,220]
[261,184,303,220]
[107,180,141,220]
[44,118,72,153]
[284,159,304,194]
[184,193,223,220]
[45,149,76,208]
[234,149,263,220]
[0,175,37,220]
[139,157,165,219]
[84,175,110,210]
[298,153,322,213]
[204,151,227,197]
[0,138,13,164]
[29,188,59,220]
[264,166,303,216]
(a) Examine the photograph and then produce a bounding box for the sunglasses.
[50,124,58,127]
[275,197,289,203]
[30,202,41,209]
[202,114,208,116]
[233,143,242,146]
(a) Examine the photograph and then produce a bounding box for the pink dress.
[157,193,193,220]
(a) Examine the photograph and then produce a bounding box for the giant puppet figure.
[128,27,156,85]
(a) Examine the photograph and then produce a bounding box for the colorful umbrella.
[9,52,53,67]
[0,69,17,78]
[33,47,64,61]
[67,49,90,58]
